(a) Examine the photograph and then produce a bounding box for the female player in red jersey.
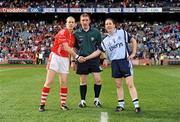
[38,16,81,112]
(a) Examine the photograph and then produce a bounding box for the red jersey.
[51,28,75,57]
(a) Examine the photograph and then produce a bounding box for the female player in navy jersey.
[85,18,141,113]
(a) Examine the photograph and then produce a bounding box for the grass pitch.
[0,65,180,122]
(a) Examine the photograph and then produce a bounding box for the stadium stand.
[1,20,179,64]
[0,0,179,65]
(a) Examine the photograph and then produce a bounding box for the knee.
[95,79,101,85]
[116,82,122,88]
[61,80,67,86]
[80,80,87,85]
[126,82,134,89]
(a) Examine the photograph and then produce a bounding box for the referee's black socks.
[80,85,87,100]
[94,84,102,98]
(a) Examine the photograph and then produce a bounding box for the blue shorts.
[111,59,133,78]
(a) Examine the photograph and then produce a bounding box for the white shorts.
[46,52,69,74]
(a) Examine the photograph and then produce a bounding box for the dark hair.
[80,13,91,20]
[105,18,116,25]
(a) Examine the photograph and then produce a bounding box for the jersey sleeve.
[99,41,106,52]
[124,30,132,43]
[57,30,68,44]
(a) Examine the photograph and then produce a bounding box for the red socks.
[40,87,50,105]
[60,87,68,106]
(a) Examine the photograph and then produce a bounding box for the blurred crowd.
[0,0,179,8]
[120,21,180,62]
[0,20,62,63]
[0,19,179,64]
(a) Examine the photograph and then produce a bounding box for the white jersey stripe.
[101,41,106,50]
[129,60,133,75]
[124,31,128,43]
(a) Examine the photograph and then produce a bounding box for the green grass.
[0,65,180,122]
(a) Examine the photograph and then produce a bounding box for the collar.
[80,26,92,32]
[107,29,117,37]
[64,28,73,34]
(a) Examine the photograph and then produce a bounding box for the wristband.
[71,60,75,62]
[75,55,79,59]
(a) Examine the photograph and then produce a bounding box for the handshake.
[71,55,109,70]
[76,56,87,63]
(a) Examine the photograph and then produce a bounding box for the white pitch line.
[0,69,17,72]
[101,112,108,122]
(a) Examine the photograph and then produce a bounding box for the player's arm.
[70,48,77,70]
[62,42,79,59]
[85,36,105,61]
[128,37,137,60]
[101,52,109,67]
[63,43,85,63]
[85,49,102,60]
[58,31,82,61]
[70,48,77,61]
[100,52,107,60]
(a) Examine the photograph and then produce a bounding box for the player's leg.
[57,56,70,110]
[39,52,59,112]
[111,60,126,112]
[39,69,56,112]
[125,76,141,113]
[59,73,69,110]
[79,75,88,108]
[92,72,102,107]
[114,78,125,112]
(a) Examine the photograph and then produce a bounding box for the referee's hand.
[78,56,86,63]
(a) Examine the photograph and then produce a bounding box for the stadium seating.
[0,0,179,64]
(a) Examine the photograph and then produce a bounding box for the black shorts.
[76,57,101,75]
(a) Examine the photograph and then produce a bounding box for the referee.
[74,13,103,108]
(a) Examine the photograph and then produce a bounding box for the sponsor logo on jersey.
[109,42,123,51]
